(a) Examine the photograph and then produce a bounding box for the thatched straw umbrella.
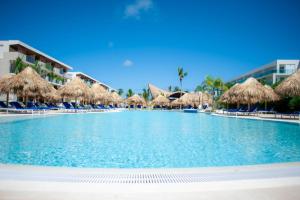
[275,69,300,97]
[6,67,52,103]
[110,91,123,105]
[202,92,213,106]
[171,93,192,108]
[91,83,109,104]
[126,94,145,107]
[151,94,170,107]
[0,74,14,106]
[42,86,60,102]
[188,92,211,107]
[234,78,270,110]
[262,85,280,110]
[148,83,171,99]
[58,77,91,103]
[220,83,241,105]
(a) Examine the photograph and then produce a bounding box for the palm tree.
[177,67,188,96]
[126,89,134,98]
[195,85,204,92]
[117,88,124,96]
[173,86,180,92]
[204,76,227,109]
[13,57,27,74]
[142,88,150,103]
[168,85,172,92]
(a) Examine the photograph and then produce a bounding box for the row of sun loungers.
[222,105,300,119]
[0,101,120,114]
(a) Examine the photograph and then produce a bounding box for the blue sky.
[1,0,300,93]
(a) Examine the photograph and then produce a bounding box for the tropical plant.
[173,86,180,92]
[271,79,283,89]
[177,67,188,94]
[142,88,150,102]
[13,57,27,73]
[288,97,300,110]
[195,85,205,92]
[258,79,267,86]
[168,85,172,92]
[117,88,124,96]
[126,89,134,98]
[45,63,54,71]
[204,76,227,98]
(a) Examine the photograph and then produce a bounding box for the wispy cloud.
[124,0,153,19]
[123,59,134,67]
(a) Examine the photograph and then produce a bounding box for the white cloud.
[124,0,153,18]
[123,59,134,67]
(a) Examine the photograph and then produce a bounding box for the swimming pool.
[0,111,299,168]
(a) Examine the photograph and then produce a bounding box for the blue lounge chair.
[137,105,142,109]
[26,102,40,110]
[63,102,73,109]
[45,103,59,110]
[0,101,8,108]
[10,102,25,109]
[9,102,41,113]
[97,104,106,109]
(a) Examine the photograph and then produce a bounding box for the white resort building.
[66,72,112,91]
[227,60,300,85]
[0,40,112,101]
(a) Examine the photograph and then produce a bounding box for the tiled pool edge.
[212,113,300,124]
[1,162,300,184]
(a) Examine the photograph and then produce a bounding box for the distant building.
[227,60,300,85]
[0,40,72,87]
[66,72,112,91]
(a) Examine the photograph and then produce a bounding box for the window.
[26,55,35,63]
[285,64,296,74]
[279,64,296,74]
[279,65,285,73]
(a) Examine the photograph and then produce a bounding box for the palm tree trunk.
[180,79,182,109]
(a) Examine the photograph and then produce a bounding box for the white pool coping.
[0,162,300,199]
[1,112,300,199]
[212,113,300,124]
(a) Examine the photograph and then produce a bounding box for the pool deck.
[0,162,300,200]
[212,113,300,124]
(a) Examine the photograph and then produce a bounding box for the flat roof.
[1,40,73,70]
[67,71,113,90]
[227,59,300,83]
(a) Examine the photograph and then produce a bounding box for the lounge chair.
[9,102,41,114]
[45,103,59,110]
[257,107,276,114]
[0,101,8,108]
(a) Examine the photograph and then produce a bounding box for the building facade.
[66,72,112,91]
[227,60,300,85]
[0,40,113,101]
[0,40,73,87]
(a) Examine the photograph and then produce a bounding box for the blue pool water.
[0,111,300,168]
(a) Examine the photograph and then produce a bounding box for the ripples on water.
[0,111,299,168]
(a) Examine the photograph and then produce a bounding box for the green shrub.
[288,97,300,111]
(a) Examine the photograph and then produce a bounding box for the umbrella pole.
[6,92,9,106]
[25,95,28,106]
[248,103,250,111]
[265,101,267,110]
